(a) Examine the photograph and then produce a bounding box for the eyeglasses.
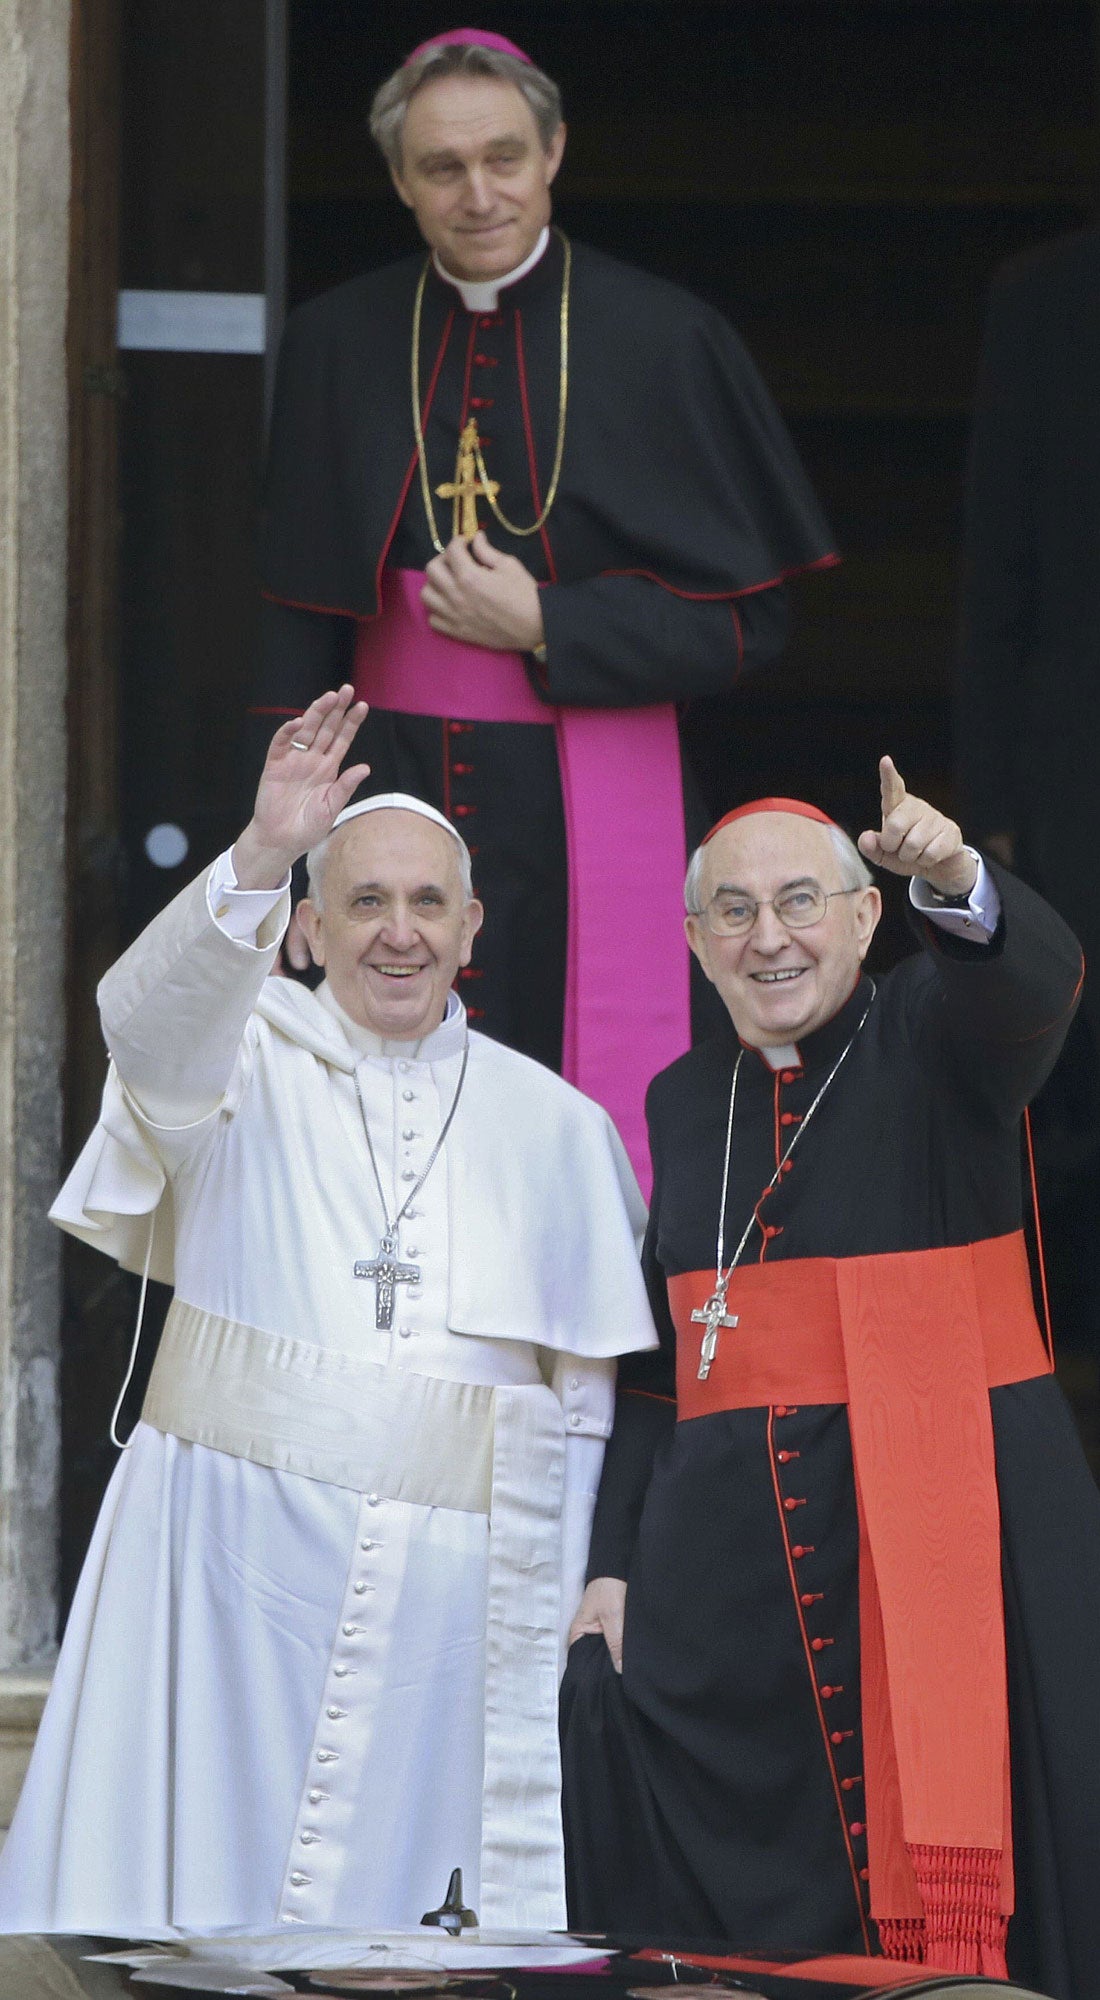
[694,883,861,938]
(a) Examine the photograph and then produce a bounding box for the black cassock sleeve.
[537,576,790,708]
[585,1120,678,1584]
[910,859,1083,1127]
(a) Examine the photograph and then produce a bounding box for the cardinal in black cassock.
[560,762,1100,2000]
[253,28,834,1182]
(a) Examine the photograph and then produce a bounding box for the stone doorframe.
[0,0,73,1714]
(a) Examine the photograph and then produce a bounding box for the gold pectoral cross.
[436,418,500,539]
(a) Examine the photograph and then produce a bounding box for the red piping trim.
[1024,1105,1055,1367]
[622,1387,676,1405]
[247,704,302,716]
[459,316,478,427]
[513,307,558,580]
[773,1073,783,1172]
[766,1407,872,1951]
[597,552,840,601]
[441,718,453,822]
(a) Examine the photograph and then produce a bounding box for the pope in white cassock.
[0,687,657,1939]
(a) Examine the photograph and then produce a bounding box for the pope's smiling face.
[298,811,483,1042]
[685,813,881,1049]
[390,74,565,283]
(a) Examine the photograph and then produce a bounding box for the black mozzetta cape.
[560,868,1100,2000]
[254,237,835,1067]
[259,234,834,658]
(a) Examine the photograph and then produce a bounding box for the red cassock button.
[860,1867,870,1882]
[849,1822,865,1837]
[820,1685,834,1699]
[780,1111,797,1126]
[841,1777,857,1791]
[830,1730,845,1745]
[781,1161,793,1175]
[777,1450,792,1463]
[774,1404,788,1417]
[783,1496,805,1512]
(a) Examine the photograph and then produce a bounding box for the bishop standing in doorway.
[0,687,657,1939]
[562,760,1100,2000]
[253,26,835,1187]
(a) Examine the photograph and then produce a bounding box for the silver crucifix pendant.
[692,1287,739,1379]
[354,1233,422,1331]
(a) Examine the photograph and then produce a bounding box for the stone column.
[0,0,73,1675]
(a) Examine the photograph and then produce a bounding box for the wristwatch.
[925,845,980,907]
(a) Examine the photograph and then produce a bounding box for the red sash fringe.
[668,1230,1050,1976]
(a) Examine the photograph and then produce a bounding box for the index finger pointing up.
[879,755,906,819]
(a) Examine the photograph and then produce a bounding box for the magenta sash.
[353,568,691,1193]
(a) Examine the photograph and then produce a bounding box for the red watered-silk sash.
[667,1230,1053,1978]
[354,567,692,1194]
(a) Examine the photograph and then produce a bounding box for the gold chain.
[411,228,571,552]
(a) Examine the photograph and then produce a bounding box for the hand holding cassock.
[421,531,545,654]
[858,755,978,899]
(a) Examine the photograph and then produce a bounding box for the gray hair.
[684,820,873,916]
[305,817,475,911]
[369,42,563,172]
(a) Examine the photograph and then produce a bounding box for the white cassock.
[0,859,658,1940]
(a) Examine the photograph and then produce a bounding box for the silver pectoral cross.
[354,1235,422,1330]
[692,1287,739,1380]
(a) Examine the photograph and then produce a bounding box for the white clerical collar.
[757,1042,801,1071]
[316,981,468,1062]
[433,225,550,312]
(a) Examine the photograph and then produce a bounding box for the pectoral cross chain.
[354,1235,422,1331]
[692,1288,739,1380]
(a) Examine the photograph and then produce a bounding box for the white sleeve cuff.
[206,849,292,942]
[909,849,1001,943]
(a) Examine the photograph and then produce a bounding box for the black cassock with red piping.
[560,866,1100,2000]
[254,232,834,1067]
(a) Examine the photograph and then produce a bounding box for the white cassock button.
[360,1539,375,1551]
[402,1129,418,1141]
[403,1090,415,1102]
[367,1493,379,1505]
[341,1622,358,1636]
[316,1750,337,1764]
[308,1788,324,1804]
[398,1062,410,1073]
[406,1245,419,1257]
[300,1831,319,1845]
[332,1665,350,1678]
[354,1580,371,1594]
[569,1413,582,1427]
[569,1377,580,1390]
[326,1706,347,1720]
[289,1871,311,1887]
[398,1326,411,1339]
[401,1169,416,1182]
